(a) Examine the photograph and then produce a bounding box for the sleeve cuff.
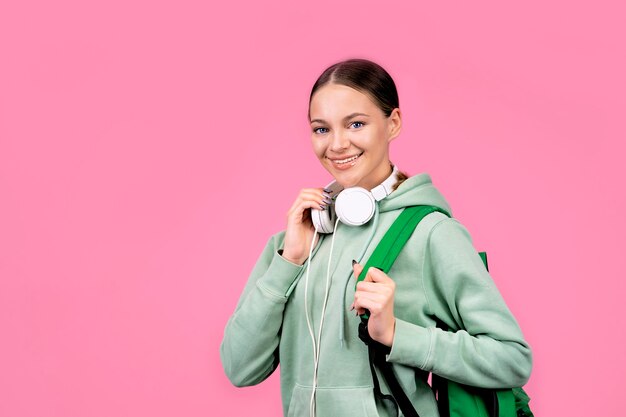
[386,318,435,371]
[256,250,305,299]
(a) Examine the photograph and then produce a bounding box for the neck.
[369,164,398,201]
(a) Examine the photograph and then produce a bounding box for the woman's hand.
[352,262,396,347]
[281,188,330,265]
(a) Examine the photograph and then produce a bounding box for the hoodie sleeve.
[220,232,304,387]
[386,218,532,388]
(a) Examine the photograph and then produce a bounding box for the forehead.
[309,84,380,120]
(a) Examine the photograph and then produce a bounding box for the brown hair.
[392,170,408,191]
[308,58,399,120]
[309,58,409,190]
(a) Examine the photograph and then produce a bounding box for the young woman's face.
[309,83,401,190]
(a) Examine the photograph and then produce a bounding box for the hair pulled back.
[308,58,399,120]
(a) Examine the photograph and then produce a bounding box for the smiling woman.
[220,58,532,417]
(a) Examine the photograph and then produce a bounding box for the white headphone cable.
[304,217,341,417]
[304,226,319,417]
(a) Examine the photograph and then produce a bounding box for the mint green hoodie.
[220,173,532,417]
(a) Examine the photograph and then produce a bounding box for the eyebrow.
[310,112,370,125]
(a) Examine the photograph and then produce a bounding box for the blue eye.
[313,127,328,134]
[350,121,364,129]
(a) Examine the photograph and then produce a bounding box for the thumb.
[352,260,364,280]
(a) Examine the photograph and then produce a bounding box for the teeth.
[333,154,361,164]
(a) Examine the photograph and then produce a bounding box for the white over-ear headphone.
[311,165,399,233]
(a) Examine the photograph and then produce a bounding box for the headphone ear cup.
[334,187,376,226]
[311,205,336,234]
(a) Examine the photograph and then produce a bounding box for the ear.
[387,108,402,142]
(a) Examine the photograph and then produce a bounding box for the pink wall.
[1,1,624,416]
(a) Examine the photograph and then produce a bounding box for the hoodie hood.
[378,172,453,215]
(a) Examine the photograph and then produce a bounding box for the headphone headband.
[370,164,399,201]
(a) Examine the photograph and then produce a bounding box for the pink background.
[1,1,624,416]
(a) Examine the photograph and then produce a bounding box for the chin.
[332,174,363,189]
[323,162,365,189]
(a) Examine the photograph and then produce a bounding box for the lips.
[327,152,363,164]
[325,152,363,171]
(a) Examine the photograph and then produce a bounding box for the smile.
[327,152,363,165]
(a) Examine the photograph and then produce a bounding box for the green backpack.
[356,205,533,417]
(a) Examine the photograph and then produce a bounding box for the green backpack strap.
[357,205,450,284]
[357,205,450,321]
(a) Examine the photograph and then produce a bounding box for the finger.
[356,281,394,295]
[287,198,321,215]
[352,296,368,316]
[299,188,328,201]
[288,199,327,221]
[352,261,364,280]
[364,267,393,284]
[353,293,386,315]
[357,266,381,283]
[296,199,327,214]
[288,190,331,213]
[299,188,332,204]
[352,303,367,316]
[355,289,388,304]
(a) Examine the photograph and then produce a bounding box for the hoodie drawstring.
[339,203,381,347]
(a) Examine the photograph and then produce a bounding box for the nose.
[329,130,350,153]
